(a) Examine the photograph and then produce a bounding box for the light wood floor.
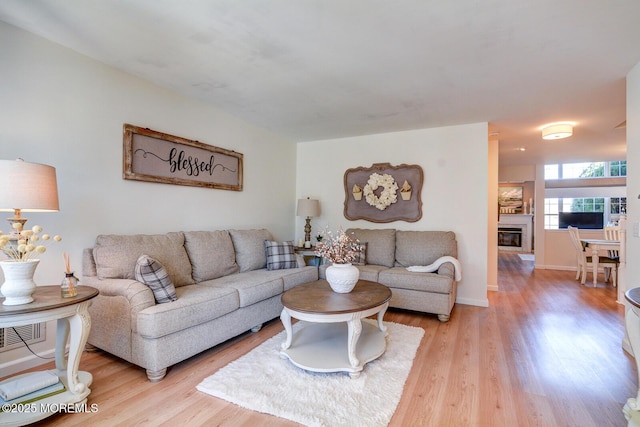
[11,253,638,426]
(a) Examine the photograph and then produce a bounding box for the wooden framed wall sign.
[123,124,243,191]
[344,163,423,223]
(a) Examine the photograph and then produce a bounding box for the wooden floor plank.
[3,252,636,426]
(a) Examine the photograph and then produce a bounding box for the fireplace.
[498,227,522,248]
[497,214,533,253]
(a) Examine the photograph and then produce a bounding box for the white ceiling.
[1,0,639,166]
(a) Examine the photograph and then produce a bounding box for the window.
[544,198,559,229]
[610,160,627,177]
[611,197,627,215]
[569,197,605,213]
[544,164,559,180]
[544,161,625,180]
[544,197,624,229]
[543,160,626,229]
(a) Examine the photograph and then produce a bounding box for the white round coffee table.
[280,280,391,378]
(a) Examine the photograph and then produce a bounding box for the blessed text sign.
[123,124,243,191]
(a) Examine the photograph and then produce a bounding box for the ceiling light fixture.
[542,123,573,140]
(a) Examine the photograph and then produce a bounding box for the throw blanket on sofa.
[407,256,462,281]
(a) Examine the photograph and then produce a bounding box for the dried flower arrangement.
[0,224,62,261]
[314,227,360,264]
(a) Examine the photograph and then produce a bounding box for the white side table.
[294,246,324,266]
[0,286,98,426]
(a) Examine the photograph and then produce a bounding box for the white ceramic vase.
[0,259,39,305]
[325,263,359,293]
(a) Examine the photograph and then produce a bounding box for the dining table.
[580,238,620,286]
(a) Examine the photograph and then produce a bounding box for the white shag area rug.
[197,320,425,427]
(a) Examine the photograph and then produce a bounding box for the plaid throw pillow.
[135,255,178,304]
[264,241,297,270]
[354,242,368,265]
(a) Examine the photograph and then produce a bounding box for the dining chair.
[603,226,621,282]
[604,226,621,258]
[567,226,618,286]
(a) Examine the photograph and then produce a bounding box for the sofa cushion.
[137,285,239,338]
[184,230,239,282]
[319,263,385,282]
[264,240,297,270]
[94,232,194,286]
[200,270,284,307]
[134,255,178,304]
[394,231,457,267]
[379,267,454,294]
[276,266,319,291]
[346,229,396,267]
[229,229,273,272]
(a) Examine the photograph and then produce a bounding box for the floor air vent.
[0,323,46,352]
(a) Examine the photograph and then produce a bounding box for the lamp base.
[7,217,27,240]
[304,217,312,244]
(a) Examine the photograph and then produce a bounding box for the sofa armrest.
[437,262,455,280]
[82,248,98,277]
[82,276,156,314]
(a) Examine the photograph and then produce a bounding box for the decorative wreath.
[363,173,398,210]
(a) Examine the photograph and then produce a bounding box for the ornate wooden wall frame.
[123,124,243,191]
[343,163,423,223]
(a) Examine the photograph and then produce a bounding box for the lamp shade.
[542,124,573,140]
[296,198,320,217]
[0,159,59,213]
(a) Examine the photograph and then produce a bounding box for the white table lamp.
[0,159,59,238]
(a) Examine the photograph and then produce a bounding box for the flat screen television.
[558,212,604,229]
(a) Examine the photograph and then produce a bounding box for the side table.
[294,246,323,266]
[0,286,98,426]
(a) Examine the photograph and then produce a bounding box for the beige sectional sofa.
[82,229,317,381]
[320,228,459,322]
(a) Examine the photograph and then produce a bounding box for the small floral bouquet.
[314,227,360,264]
[0,224,62,261]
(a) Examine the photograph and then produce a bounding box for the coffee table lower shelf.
[280,320,388,378]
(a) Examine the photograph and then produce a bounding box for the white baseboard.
[0,348,55,378]
[535,264,575,271]
[535,264,611,274]
[456,296,489,307]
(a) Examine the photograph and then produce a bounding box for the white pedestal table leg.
[280,309,293,351]
[347,319,362,368]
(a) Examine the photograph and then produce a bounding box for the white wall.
[488,137,499,291]
[0,22,297,373]
[296,124,490,307]
[499,165,536,182]
[627,61,640,289]
[540,228,603,270]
